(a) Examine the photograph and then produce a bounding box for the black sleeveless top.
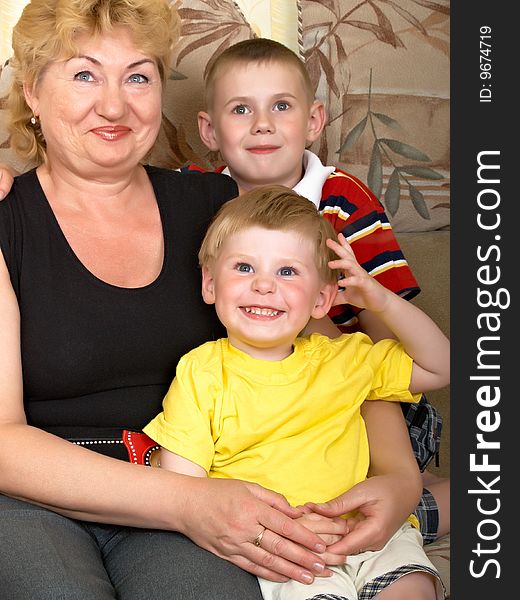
[0,165,236,450]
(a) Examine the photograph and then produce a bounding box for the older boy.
[144,186,448,599]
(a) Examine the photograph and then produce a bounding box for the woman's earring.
[30,115,37,125]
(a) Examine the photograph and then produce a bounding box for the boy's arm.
[355,309,396,343]
[328,234,450,393]
[370,291,450,393]
[160,447,207,477]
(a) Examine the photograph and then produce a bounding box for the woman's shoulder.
[145,164,238,198]
[0,168,40,216]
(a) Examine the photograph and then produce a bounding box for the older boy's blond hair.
[8,0,180,164]
[199,185,339,284]
[203,37,315,110]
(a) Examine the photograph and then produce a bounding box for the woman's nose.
[96,81,126,120]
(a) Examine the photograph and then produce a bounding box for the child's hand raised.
[327,233,392,312]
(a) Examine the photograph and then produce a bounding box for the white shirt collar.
[293,150,335,208]
[222,150,335,208]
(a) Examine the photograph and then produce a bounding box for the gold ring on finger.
[253,527,266,547]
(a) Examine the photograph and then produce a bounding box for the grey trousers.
[0,494,262,600]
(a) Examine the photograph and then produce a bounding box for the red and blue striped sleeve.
[320,169,420,331]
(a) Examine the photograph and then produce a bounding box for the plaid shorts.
[259,524,446,600]
[357,564,444,600]
[414,488,440,544]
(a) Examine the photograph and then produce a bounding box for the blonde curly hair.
[8,0,180,165]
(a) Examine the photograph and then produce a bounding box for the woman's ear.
[23,81,39,117]
[306,100,326,145]
[201,265,216,305]
[310,282,337,320]
[197,111,220,151]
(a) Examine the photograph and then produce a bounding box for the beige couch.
[0,0,450,595]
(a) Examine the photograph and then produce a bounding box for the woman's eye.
[278,266,295,276]
[236,263,254,273]
[274,101,290,111]
[74,71,94,82]
[232,105,250,115]
[128,73,149,84]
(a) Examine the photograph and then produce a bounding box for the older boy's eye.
[274,101,290,111]
[74,71,94,82]
[232,105,250,115]
[236,262,254,273]
[278,266,296,276]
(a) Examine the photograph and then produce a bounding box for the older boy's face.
[200,62,322,191]
[201,227,332,360]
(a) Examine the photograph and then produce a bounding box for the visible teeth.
[244,307,279,316]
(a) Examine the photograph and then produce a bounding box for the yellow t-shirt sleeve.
[143,351,218,472]
[363,339,422,403]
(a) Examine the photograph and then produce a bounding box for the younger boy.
[144,186,448,599]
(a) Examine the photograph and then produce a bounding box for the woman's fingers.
[251,518,328,579]
[239,530,327,583]
[245,482,326,553]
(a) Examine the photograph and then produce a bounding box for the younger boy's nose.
[252,273,275,294]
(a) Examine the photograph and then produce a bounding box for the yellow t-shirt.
[145,333,421,513]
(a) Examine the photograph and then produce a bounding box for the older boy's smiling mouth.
[247,145,279,155]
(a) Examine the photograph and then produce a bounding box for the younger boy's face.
[201,227,334,360]
[199,62,324,192]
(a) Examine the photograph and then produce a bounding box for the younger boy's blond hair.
[198,185,339,284]
[203,37,315,110]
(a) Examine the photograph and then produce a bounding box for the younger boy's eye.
[274,101,290,111]
[74,71,94,82]
[236,262,254,273]
[278,266,296,276]
[232,105,250,115]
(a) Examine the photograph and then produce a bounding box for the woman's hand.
[304,473,421,556]
[175,477,329,584]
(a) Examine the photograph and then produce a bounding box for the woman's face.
[25,27,163,176]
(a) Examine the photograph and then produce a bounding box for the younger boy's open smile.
[242,306,283,318]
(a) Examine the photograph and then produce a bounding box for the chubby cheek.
[133,95,163,137]
[286,286,321,320]
[39,99,89,148]
[215,279,243,307]
[215,120,245,155]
